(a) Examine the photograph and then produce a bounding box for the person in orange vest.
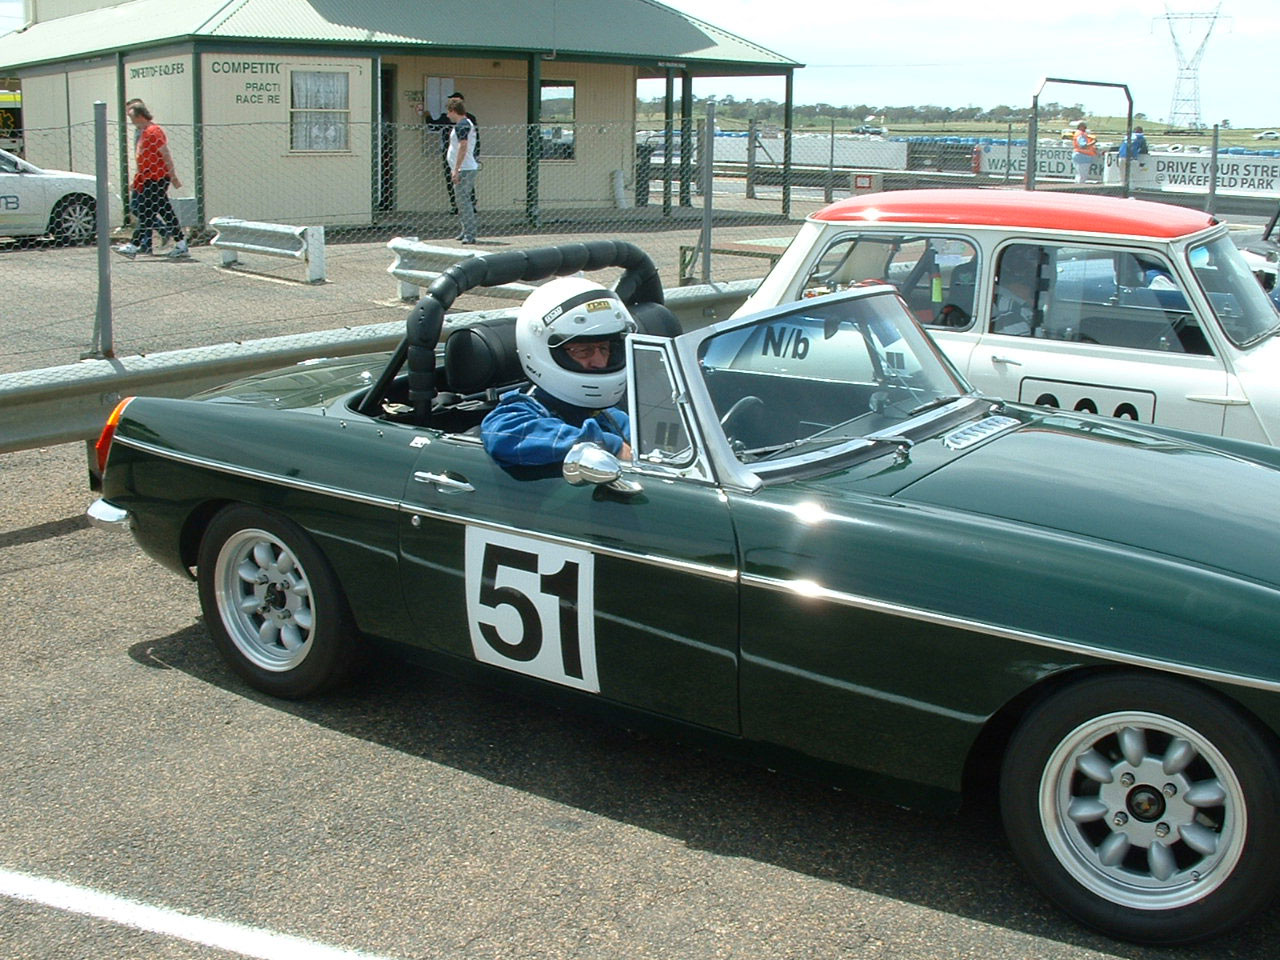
[1072,121,1098,183]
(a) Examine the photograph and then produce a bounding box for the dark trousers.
[130,178,183,251]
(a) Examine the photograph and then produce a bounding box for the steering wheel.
[719,395,766,449]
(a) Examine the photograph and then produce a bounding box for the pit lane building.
[0,0,797,227]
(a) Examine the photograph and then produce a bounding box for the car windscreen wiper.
[906,394,971,417]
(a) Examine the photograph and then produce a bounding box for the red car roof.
[813,189,1217,239]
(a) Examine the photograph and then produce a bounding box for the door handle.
[413,471,474,492]
[990,355,1023,366]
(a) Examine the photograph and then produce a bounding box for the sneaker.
[113,242,142,258]
[166,240,189,259]
[461,238,477,245]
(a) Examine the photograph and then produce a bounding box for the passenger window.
[801,233,979,328]
[993,243,1212,356]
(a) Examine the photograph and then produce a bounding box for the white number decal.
[464,528,598,693]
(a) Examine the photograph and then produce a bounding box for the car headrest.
[443,318,523,395]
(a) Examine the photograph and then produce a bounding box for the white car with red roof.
[736,189,1280,445]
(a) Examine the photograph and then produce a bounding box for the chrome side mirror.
[563,442,642,496]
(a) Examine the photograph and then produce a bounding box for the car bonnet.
[893,412,1280,584]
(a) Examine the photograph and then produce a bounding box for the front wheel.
[1001,673,1280,944]
[197,505,358,698]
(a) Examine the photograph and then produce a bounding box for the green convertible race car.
[89,241,1280,944]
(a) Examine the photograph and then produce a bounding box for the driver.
[481,276,636,467]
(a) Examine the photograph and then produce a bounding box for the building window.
[540,81,575,160]
[290,72,349,151]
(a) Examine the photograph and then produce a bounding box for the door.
[960,242,1229,435]
[397,426,741,734]
[0,153,42,235]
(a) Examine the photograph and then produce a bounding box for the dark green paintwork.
[99,350,1280,808]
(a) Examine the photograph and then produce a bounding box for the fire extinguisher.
[971,144,983,175]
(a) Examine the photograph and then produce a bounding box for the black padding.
[629,301,682,337]
[443,319,522,394]
[404,241,662,423]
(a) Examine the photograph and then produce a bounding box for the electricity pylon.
[1158,3,1225,128]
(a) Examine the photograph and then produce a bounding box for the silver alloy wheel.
[53,197,95,243]
[1039,710,1247,911]
[214,527,316,672]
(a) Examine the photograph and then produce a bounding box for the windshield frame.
[670,286,978,489]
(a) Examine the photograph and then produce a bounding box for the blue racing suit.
[481,388,630,467]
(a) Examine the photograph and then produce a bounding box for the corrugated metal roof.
[0,0,798,72]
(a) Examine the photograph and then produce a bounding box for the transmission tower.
[1158,3,1225,128]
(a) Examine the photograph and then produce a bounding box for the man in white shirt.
[446,97,479,244]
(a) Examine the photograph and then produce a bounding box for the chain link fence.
[9,112,1271,376]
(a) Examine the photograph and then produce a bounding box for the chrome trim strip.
[401,503,740,583]
[112,436,402,512]
[114,436,739,584]
[743,572,1280,694]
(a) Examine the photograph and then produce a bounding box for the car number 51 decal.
[464,527,599,693]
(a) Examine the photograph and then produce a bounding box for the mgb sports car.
[89,241,1280,944]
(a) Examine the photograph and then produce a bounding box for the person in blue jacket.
[482,276,636,467]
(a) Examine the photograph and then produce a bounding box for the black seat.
[442,317,524,396]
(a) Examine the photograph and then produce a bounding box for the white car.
[1252,130,1279,140]
[736,189,1280,445]
[0,147,98,243]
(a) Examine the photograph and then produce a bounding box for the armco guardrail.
[211,217,327,283]
[386,237,538,301]
[0,279,757,456]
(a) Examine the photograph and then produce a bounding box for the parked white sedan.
[736,189,1280,445]
[0,147,97,243]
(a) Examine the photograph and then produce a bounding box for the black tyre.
[49,194,96,244]
[1001,672,1280,944]
[197,505,358,698]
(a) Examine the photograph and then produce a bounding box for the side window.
[1045,245,1211,355]
[801,233,979,328]
[629,342,695,467]
[992,244,1050,337]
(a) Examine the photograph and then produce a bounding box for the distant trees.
[636,96,1093,126]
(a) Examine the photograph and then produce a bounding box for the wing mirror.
[563,442,642,496]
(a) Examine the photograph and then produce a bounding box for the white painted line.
[0,868,398,960]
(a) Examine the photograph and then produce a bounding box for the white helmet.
[515,276,636,408]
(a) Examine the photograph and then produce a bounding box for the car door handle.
[990,355,1023,366]
[413,471,474,492]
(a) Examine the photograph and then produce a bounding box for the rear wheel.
[1001,673,1280,943]
[49,195,96,244]
[197,505,358,698]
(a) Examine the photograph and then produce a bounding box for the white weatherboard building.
[0,0,797,227]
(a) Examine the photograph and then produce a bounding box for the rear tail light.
[95,397,135,475]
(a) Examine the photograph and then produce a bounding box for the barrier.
[0,279,758,456]
[210,217,327,283]
[386,236,537,301]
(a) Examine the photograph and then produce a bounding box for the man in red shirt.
[114,104,188,258]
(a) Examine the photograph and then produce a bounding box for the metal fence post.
[700,100,715,285]
[746,118,757,199]
[1206,124,1220,216]
[89,100,113,360]
[825,119,835,204]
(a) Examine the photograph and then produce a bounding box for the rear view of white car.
[0,146,97,243]
[737,189,1280,446]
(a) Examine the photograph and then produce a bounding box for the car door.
[396,358,740,733]
[0,152,43,235]
[959,242,1230,434]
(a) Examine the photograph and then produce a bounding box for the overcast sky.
[2,0,1276,127]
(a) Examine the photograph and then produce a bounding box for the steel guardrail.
[0,279,757,455]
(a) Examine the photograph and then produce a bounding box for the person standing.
[446,96,479,245]
[1072,121,1098,184]
[114,103,187,258]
